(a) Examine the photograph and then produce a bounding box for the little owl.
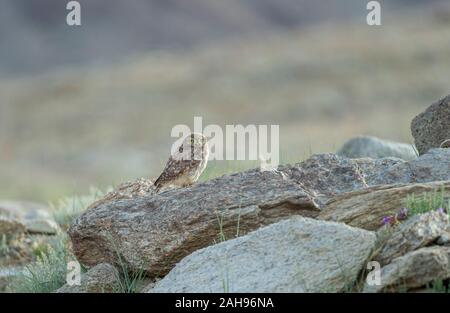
[154,133,209,192]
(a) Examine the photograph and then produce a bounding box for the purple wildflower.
[382,215,395,226]
[437,207,447,214]
[397,207,409,220]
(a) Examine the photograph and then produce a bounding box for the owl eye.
[190,138,195,144]
[178,146,183,153]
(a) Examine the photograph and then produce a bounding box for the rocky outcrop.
[69,169,320,277]
[290,149,450,206]
[67,153,398,276]
[287,154,401,206]
[56,263,119,293]
[364,247,450,293]
[318,181,450,230]
[150,217,376,293]
[411,94,450,155]
[374,211,449,265]
[337,136,417,161]
[68,149,450,276]
[361,209,450,293]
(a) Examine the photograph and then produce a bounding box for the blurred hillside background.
[1,0,450,202]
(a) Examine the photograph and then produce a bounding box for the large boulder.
[337,136,417,161]
[364,247,450,293]
[150,217,376,293]
[69,149,450,276]
[411,94,450,155]
[318,180,450,230]
[69,169,320,277]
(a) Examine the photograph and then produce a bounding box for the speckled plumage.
[154,133,209,192]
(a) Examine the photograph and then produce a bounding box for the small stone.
[24,219,59,235]
[56,263,120,293]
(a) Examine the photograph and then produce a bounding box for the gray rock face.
[369,149,450,186]
[69,149,450,276]
[364,247,450,293]
[337,136,417,161]
[289,153,402,206]
[411,94,450,155]
[291,149,450,206]
[374,211,449,265]
[56,263,119,293]
[150,217,376,293]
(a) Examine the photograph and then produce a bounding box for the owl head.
[174,133,209,161]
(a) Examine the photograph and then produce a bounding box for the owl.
[154,133,209,192]
[441,139,450,148]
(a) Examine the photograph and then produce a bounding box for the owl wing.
[154,156,201,190]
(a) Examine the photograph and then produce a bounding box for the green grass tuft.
[106,235,148,293]
[429,279,450,293]
[50,186,109,229]
[406,186,450,217]
[0,234,10,256]
[8,232,70,293]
